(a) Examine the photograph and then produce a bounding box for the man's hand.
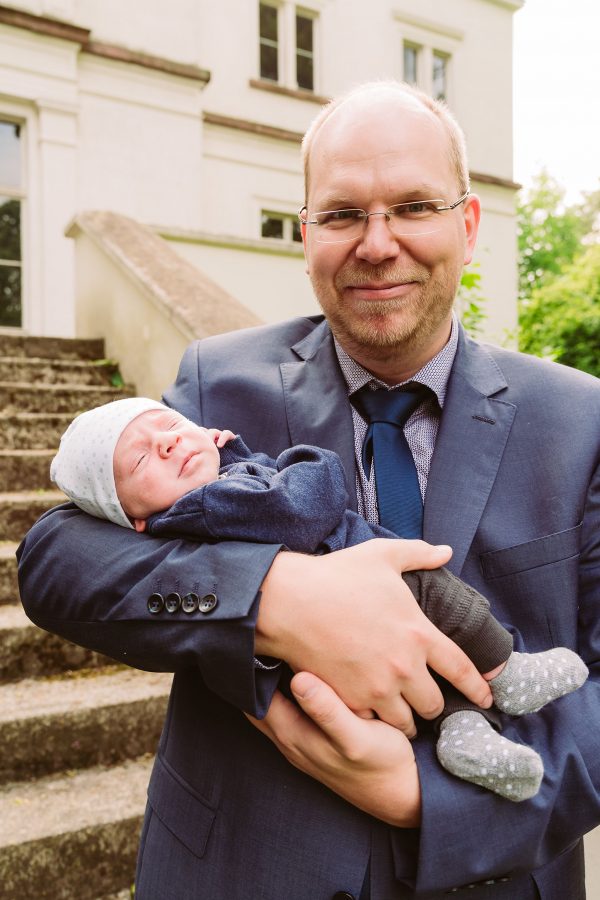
[247,672,421,827]
[256,539,492,737]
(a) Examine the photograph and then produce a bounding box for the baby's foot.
[490,649,588,716]
[437,711,543,802]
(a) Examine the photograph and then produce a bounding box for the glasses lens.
[312,209,365,243]
[386,200,444,238]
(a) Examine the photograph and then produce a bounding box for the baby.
[51,397,588,802]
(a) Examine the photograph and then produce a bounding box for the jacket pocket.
[480,523,582,580]
[147,754,216,858]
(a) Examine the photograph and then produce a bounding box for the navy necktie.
[352,383,431,538]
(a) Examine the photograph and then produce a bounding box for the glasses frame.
[298,189,470,243]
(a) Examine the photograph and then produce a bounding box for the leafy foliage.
[517,171,600,375]
[519,243,600,377]
[457,265,487,339]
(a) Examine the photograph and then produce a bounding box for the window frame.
[260,208,303,245]
[0,116,26,330]
[257,0,320,95]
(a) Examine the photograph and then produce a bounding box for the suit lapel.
[280,321,358,510]
[424,330,516,576]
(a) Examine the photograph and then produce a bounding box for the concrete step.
[0,334,105,361]
[0,413,73,450]
[0,603,114,681]
[0,449,54,492]
[0,755,152,900]
[0,490,65,542]
[0,542,18,605]
[0,668,171,782]
[0,356,123,387]
[0,380,134,414]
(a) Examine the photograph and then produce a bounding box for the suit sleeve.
[17,341,283,717]
[399,455,600,894]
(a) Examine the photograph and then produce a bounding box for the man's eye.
[134,453,146,470]
[315,209,363,226]
[393,201,438,217]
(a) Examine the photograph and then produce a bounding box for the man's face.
[302,95,480,371]
[113,408,221,530]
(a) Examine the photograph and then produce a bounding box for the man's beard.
[312,261,461,359]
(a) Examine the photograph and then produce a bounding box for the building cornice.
[203,111,304,144]
[0,4,210,84]
[203,113,522,190]
[249,78,329,105]
[0,3,90,43]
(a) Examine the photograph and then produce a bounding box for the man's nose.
[157,431,181,458]
[354,213,401,265]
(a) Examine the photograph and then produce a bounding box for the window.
[296,11,314,91]
[261,211,302,243]
[257,2,319,93]
[259,2,279,82]
[403,43,419,85]
[0,120,23,328]
[432,52,448,101]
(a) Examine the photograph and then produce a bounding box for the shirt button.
[182,592,199,614]
[147,593,164,615]
[199,592,218,614]
[165,592,181,613]
[332,893,355,900]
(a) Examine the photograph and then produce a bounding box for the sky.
[512,0,600,202]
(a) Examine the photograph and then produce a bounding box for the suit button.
[332,893,355,900]
[147,593,164,614]
[165,592,181,613]
[182,592,199,614]
[199,592,218,614]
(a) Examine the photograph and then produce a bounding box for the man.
[18,82,600,898]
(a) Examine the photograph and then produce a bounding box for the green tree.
[517,171,600,376]
[517,171,593,302]
[519,242,600,377]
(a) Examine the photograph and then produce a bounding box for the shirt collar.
[334,313,459,410]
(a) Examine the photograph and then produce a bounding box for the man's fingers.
[428,634,493,708]
[290,672,368,755]
[391,540,453,573]
[370,694,419,737]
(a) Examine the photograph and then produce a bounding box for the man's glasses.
[298,190,470,244]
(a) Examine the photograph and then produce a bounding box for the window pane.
[403,44,418,84]
[296,53,314,91]
[433,53,448,100]
[0,264,21,327]
[260,44,279,81]
[0,121,21,191]
[296,14,313,52]
[262,214,284,239]
[259,3,278,41]
[0,197,21,261]
[292,219,302,242]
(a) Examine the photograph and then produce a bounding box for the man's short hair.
[301,80,470,205]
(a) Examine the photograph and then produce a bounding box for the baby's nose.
[157,431,181,457]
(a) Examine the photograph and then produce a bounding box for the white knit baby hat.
[50,397,166,528]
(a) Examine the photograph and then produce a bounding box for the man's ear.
[300,219,310,274]
[463,193,481,265]
[134,518,147,533]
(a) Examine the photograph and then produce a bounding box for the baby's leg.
[487,649,588,715]
[436,710,543,802]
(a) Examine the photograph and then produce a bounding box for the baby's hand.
[208,428,236,448]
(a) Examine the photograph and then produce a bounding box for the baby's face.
[114,408,221,529]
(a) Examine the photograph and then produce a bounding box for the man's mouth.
[344,281,418,301]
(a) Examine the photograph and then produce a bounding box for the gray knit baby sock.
[490,648,588,716]
[437,710,544,802]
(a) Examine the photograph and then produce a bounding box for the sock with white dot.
[437,710,544,802]
[489,648,588,716]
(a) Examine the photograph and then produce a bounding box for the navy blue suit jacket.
[18,317,600,899]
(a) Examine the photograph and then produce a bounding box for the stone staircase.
[0,334,172,900]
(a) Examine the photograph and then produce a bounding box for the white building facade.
[0,0,523,343]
